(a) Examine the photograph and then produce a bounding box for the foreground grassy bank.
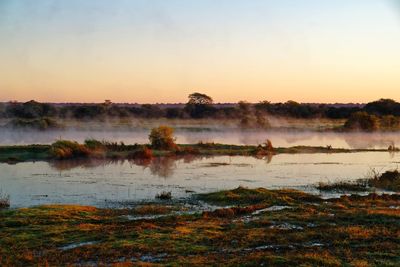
[0,140,389,163]
[0,187,399,266]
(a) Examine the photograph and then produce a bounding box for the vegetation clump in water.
[369,170,400,191]
[149,126,177,150]
[317,169,400,192]
[155,191,172,200]
[0,190,10,209]
[197,186,320,206]
[51,140,91,159]
[317,180,368,192]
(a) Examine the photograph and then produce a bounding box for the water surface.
[1,129,400,149]
[1,152,399,208]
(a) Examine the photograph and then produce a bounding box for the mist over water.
[1,128,400,149]
[2,125,400,208]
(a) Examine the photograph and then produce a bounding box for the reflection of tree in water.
[129,157,152,168]
[149,157,177,178]
[48,155,209,175]
[49,158,121,171]
[47,154,273,177]
[254,153,273,164]
[139,155,218,178]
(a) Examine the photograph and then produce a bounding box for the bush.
[0,190,10,209]
[149,126,177,150]
[344,112,379,131]
[380,115,400,130]
[155,191,172,200]
[128,146,153,159]
[369,170,400,191]
[84,139,105,149]
[51,140,91,159]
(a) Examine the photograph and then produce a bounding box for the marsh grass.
[317,180,368,192]
[317,169,400,193]
[0,137,389,164]
[197,186,320,206]
[51,140,91,159]
[0,189,10,209]
[1,188,399,266]
[369,169,400,191]
[134,204,172,215]
[127,146,153,159]
[155,191,172,200]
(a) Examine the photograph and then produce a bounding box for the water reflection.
[2,129,400,149]
[49,155,274,178]
[342,134,397,149]
[1,152,399,208]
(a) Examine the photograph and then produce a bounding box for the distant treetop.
[188,93,213,105]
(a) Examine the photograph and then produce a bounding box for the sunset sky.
[0,0,400,103]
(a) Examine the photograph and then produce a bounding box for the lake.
[1,151,398,208]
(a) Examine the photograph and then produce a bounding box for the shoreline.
[0,142,393,164]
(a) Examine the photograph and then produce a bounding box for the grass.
[0,145,51,162]
[133,204,172,215]
[317,180,368,192]
[0,190,10,209]
[0,139,390,164]
[369,170,400,191]
[317,170,400,193]
[0,187,399,265]
[50,140,91,159]
[197,186,321,206]
[155,191,172,200]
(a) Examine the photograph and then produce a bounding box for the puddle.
[59,241,99,251]
[252,205,290,215]
[269,223,304,230]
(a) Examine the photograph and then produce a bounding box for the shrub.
[344,112,379,131]
[380,115,400,130]
[84,139,105,149]
[265,139,273,151]
[155,191,172,200]
[0,190,10,209]
[128,146,153,159]
[51,140,91,159]
[149,126,177,150]
[369,170,400,191]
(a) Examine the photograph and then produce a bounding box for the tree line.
[1,95,399,130]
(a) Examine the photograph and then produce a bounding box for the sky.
[0,0,400,103]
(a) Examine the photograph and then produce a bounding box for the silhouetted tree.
[187,92,213,105]
[365,99,400,116]
[185,92,216,118]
